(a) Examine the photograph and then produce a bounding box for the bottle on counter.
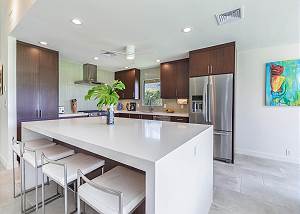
[71,99,78,113]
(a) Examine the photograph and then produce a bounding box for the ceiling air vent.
[215,7,244,25]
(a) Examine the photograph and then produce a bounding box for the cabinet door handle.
[39,110,42,118]
[36,110,39,118]
[210,65,213,74]
[208,65,210,74]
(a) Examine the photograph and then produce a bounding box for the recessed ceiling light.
[94,57,99,60]
[125,66,129,69]
[71,18,82,25]
[39,41,48,45]
[182,27,192,33]
[156,59,161,63]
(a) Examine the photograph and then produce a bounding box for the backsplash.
[117,99,188,113]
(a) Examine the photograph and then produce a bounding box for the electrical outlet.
[285,149,291,156]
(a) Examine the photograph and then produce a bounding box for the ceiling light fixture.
[71,18,82,25]
[39,41,48,46]
[94,57,99,60]
[125,66,129,69]
[126,45,135,60]
[182,27,192,33]
[156,59,161,63]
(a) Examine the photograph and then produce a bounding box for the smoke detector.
[215,7,244,25]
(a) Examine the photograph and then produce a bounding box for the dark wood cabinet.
[170,116,189,123]
[115,112,188,123]
[129,114,141,119]
[115,68,140,100]
[160,58,189,99]
[17,41,59,140]
[38,48,59,120]
[116,113,130,118]
[189,42,235,77]
[140,114,153,120]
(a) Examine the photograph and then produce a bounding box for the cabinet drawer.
[140,114,153,120]
[117,113,130,118]
[170,116,189,123]
[129,114,141,119]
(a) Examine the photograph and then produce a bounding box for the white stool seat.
[43,153,105,186]
[12,139,56,155]
[78,166,145,214]
[23,145,74,167]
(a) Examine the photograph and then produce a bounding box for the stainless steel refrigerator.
[189,74,234,163]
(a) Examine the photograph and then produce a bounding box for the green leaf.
[84,81,125,108]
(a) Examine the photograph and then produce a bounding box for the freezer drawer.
[213,131,232,162]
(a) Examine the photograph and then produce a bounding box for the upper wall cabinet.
[160,58,189,99]
[115,68,140,99]
[189,42,235,77]
[17,41,59,140]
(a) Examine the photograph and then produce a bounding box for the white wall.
[0,0,36,168]
[59,58,114,113]
[236,43,300,164]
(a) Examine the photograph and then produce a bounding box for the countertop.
[115,110,189,117]
[58,112,89,118]
[22,117,210,163]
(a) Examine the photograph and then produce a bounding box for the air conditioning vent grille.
[215,8,244,25]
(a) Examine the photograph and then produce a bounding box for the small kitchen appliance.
[126,102,136,111]
[58,106,65,114]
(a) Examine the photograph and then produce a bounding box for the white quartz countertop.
[115,110,189,117]
[58,112,89,118]
[22,117,210,163]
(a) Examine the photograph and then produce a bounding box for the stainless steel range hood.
[74,63,104,85]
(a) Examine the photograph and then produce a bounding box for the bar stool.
[41,153,105,214]
[22,144,75,213]
[77,166,145,214]
[11,137,56,198]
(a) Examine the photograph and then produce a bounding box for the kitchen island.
[22,117,213,214]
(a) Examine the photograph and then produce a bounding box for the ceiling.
[12,0,300,71]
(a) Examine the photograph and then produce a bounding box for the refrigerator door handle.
[207,77,211,123]
[214,131,231,136]
[206,80,209,123]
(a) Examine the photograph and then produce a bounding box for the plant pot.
[106,105,114,125]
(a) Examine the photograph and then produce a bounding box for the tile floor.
[0,154,299,214]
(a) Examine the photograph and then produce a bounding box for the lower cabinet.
[170,116,189,123]
[129,114,141,119]
[140,114,153,120]
[115,113,130,118]
[115,113,188,123]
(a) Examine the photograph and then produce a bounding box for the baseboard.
[235,148,300,164]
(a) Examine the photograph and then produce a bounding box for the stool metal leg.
[20,156,24,213]
[23,156,27,212]
[35,153,39,212]
[77,174,80,214]
[41,168,45,214]
[12,151,16,198]
[64,165,68,214]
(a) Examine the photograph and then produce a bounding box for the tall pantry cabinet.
[16,41,59,140]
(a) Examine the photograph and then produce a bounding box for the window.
[143,79,162,106]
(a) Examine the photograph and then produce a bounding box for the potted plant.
[85,80,125,125]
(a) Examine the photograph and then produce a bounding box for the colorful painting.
[266,59,300,106]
